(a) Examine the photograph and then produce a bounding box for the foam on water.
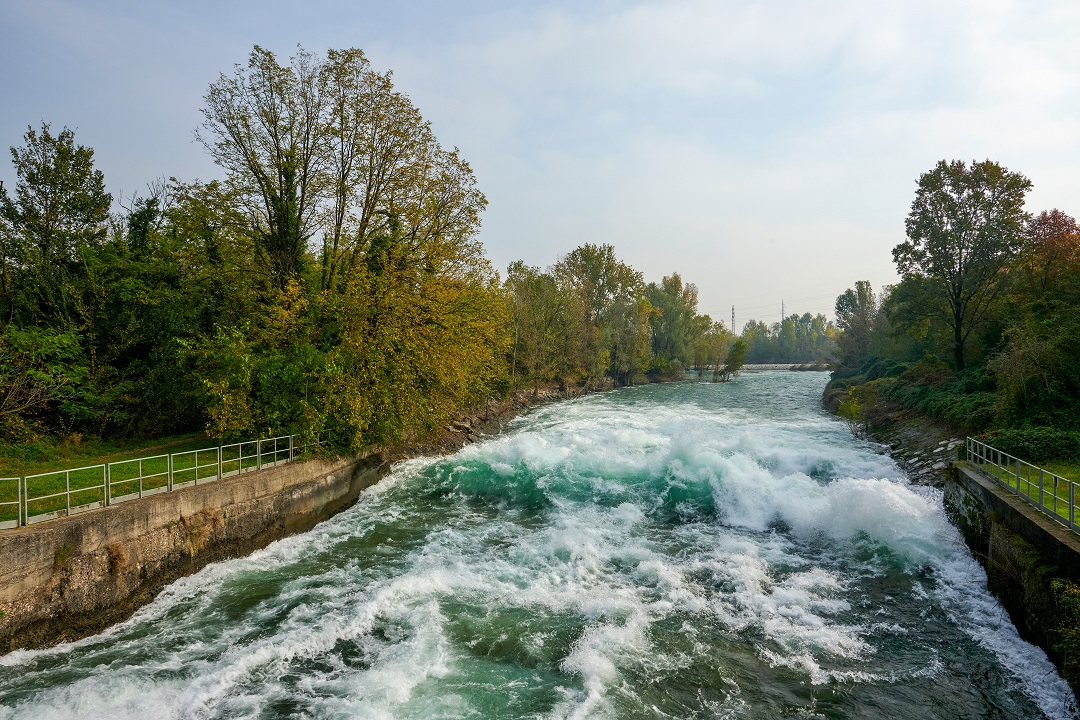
[0,372,1075,719]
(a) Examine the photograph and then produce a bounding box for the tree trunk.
[954,319,965,371]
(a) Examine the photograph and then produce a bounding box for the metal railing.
[0,430,333,529]
[0,477,20,530]
[966,436,1078,533]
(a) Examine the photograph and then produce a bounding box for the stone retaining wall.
[0,454,387,652]
[945,463,1080,695]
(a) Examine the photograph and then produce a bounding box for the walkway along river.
[0,371,1074,718]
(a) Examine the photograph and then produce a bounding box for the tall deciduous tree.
[554,243,647,386]
[199,46,329,290]
[717,338,748,382]
[989,208,1080,427]
[893,159,1031,370]
[647,272,701,372]
[1,123,111,327]
[834,281,877,368]
[1015,209,1080,302]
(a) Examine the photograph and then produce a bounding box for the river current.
[0,371,1075,719]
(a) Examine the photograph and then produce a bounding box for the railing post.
[18,477,23,527]
[105,463,110,506]
[1072,482,1076,530]
[168,453,174,492]
[65,470,70,515]
[218,446,223,480]
[1049,471,1054,515]
[257,439,262,471]
[289,434,295,462]
[1038,466,1043,508]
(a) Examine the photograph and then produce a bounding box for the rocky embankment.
[392,385,575,459]
[875,420,965,486]
[824,381,1080,698]
[825,391,966,486]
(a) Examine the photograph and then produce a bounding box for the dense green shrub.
[978,427,1080,463]
[877,374,997,431]
[898,356,954,387]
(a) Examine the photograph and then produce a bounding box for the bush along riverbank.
[822,377,1080,698]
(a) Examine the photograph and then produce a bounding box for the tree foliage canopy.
[832,161,1080,441]
[0,45,790,452]
[893,159,1031,370]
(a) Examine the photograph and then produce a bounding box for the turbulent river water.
[1,371,1076,719]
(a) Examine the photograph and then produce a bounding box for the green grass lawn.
[1044,462,1080,483]
[0,433,214,478]
[974,457,1080,524]
[0,434,304,526]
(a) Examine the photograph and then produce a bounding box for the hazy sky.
[2,0,1078,328]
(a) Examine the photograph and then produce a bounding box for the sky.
[2,0,1078,329]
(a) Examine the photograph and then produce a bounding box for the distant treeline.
[0,45,834,453]
[829,159,1080,458]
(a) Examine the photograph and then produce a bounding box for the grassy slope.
[0,434,220,523]
[0,433,214,478]
[1045,462,1080,483]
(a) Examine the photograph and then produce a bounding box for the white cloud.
[2,0,1078,324]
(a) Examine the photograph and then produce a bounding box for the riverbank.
[0,385,572,654]
[822,381,1080,699]
[4,370,1070,718]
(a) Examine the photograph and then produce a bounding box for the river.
[0,371,1075,719]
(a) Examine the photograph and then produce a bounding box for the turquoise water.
[0,371,1075,719]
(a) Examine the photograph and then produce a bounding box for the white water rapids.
[0,372,1074,719]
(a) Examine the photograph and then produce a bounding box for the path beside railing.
[966,436,1078,533]
[0,431,332,530]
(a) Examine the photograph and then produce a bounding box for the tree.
[646,272,701,374]
[1015,209,1080,303]
[893,159,1031,370]
[201,45,487,301]
[1,123,111,326]
[505,261,568,386]
[988,208,1080,427]
[0,325,83,439]
[318,49,459,293]
[199,46,329,290]
[716,338,748,382]
[835,281,877,368]
[553,244,646,387]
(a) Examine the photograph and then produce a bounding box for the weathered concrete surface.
[946,463,1080,579]
[0,385,573,654]
[945,463,1080,696]
[0,455,387,652]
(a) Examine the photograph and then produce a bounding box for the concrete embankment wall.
[945,463,1080,692]
[0,454,387,652]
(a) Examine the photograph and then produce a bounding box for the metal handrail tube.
[108,454,169,500]
[967,436,1078,533]
[2,428,334,530]
[23,467,106,522]
[171,447,222,486]
[0,477,21,528]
